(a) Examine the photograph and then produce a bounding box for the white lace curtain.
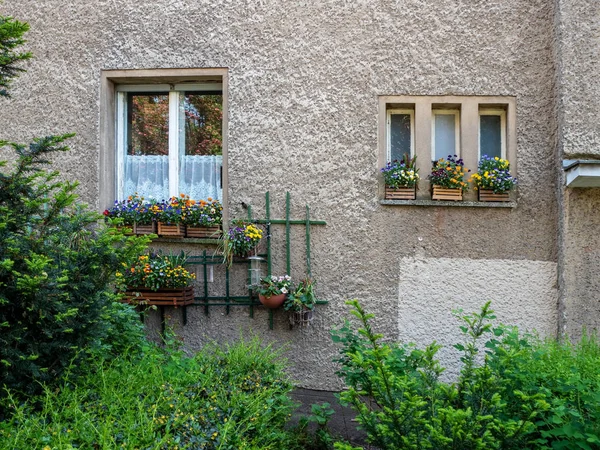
[124,155,222,202]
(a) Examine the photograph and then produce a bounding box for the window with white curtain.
[115,83,223,202]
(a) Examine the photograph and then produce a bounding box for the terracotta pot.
[258,293,286,309]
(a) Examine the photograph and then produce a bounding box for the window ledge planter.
[385,186,416,200]
[158,222,185,237]
[123,286,194,308]
[478,189,510,202]
[432,185,463,201]
[186,225,222,239]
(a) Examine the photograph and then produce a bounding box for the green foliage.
[116,251,196,290]
[332,300,600,449]
[0,135,150,396]
[0,14,32,97]
[284,278,318,312]
[0,337,299,449]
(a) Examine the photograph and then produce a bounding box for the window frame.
[386,108,415,162]
[99,68,228,217]
[478,108,507,160]
[114,83,223,200]
[431,108,461,162]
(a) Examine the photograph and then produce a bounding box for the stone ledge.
[380,199,517,208]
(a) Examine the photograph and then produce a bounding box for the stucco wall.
[0,0,558,390]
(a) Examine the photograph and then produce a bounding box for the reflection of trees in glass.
[184,94,222,155]
[129,94,169,156]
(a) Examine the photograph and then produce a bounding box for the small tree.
[0,14,31,97]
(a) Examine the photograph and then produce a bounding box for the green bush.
[332,300,600,449]
[0,135,150,396]
[0,337,298,449]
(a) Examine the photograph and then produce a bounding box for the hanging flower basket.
[432,185,463,201]
[385,186,416,200]
[133,222,157,235]
[289,309,314,328]
[258,293,287,309]
[123,286,194,308]
[158,222,185,237]
[186,225,222,238]
[478,189,510,202]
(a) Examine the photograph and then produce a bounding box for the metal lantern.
[247,255,266,286]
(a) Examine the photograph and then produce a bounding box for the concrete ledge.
[380,199,517,208]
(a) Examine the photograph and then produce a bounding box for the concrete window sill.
[380,199,517,208]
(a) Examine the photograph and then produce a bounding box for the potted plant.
[103,199,135,233]
[253,274,292,309]
[284,278,317,327]
[429,155,470,201]
[470,155,517,202]
[104,195,157,234]
[117,251,195,307]
[156,196,186,237]
[381,155,419,200]
[220,220,263,267]
[184,197,223,238]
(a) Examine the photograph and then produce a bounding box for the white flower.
[281,287,288,294]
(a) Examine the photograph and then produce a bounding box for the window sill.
[380,199,517,208]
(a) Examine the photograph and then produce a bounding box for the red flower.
[103,210,109,216]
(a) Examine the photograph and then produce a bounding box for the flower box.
[478,189,510,202]
[432,185,463,201]
[123,286,194,308]
[186,225,222,239]
[133,222,157,235]
[158,222,185,237]
[385,186,416,200]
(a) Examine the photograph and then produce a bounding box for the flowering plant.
[220,220,263,267]
[284,278,317,312]
[155,196,186,224]
[470,155,517,193]
[429,155,470,191]
[116,252,195,291]
[183,197,223,227]
[103,194,157,225]
[254,274,292,298]
[381,155,419,188]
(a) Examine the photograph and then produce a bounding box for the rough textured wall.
[0,0,558,389]
[556,0,600,337]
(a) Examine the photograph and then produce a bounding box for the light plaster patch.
[398,256,558,380]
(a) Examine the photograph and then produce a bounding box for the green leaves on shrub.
[332,300,600,449]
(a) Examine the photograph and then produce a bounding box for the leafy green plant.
[219,220,263,267]
[253,274,292,298]
[0,15,32,97]
[116,251,196,291]
[284,278,317,312]
[0,135,150,396]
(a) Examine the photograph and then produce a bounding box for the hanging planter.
[258,293,287,309]
[123,286,194,308]
[432,185,463,201]
[478,189,510,202]
[289,309,315,328]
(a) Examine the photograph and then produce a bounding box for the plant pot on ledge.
[385,186,416,200]
[478,189,510,202]
[186,225,222,238]
[123,286,194,308]
[158,222,185,237]
[133,222,157,235]
[258,293,286,309]
[432,185,463,201]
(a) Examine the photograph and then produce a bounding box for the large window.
[116,83,223,201]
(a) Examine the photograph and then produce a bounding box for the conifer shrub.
[0,135,149,396]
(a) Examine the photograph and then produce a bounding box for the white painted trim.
[386,108,415,161]
[115,92,126,199]
[116,83,222,92]
[431,109,460,161]
[478,109,506,159]
[168,91,180,197]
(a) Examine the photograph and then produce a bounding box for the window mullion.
[116,92,126,199]
[168,91,180,198]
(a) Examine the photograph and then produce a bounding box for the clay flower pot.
[258,293,286,309]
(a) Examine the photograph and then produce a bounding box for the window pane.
[434,114,456,160]
[183,93,223,155]
[390,113,411,161]
[127,94,169,156]
[125,93,169,200]
[480,114,502,158]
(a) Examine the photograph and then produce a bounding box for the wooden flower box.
[186,225,222,239]
[158,222,185,237]
[478,189,510,202]
[123,286,194,308]
[432,185,463,201]
[385,186,416,200]
[133,222,157,235]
